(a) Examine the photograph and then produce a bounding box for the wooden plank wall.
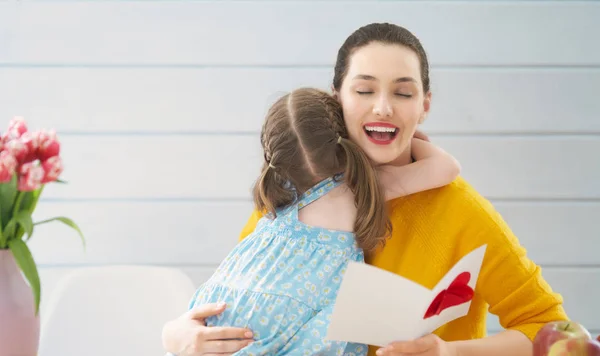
[0,0,598,341]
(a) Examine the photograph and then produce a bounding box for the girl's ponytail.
[337,136,392,253]
[252,160,295,218]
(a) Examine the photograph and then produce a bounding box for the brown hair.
[333,22,430,93]
[252,88,391,253]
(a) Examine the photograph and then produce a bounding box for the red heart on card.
[423,271,474,319]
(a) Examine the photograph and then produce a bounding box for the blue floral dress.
[187,175,367,355]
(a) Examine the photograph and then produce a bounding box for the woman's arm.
[378,329,532,356]
[378,138,461,200]
[378,188,568,356]
[452,330,533,356]
[454,204,567,355]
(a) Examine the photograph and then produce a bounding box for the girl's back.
[190,175,367,355]
[297,181,357,233]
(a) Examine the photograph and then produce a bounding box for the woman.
[162,23,568,356]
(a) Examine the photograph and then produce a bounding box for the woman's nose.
[373,96,393,117]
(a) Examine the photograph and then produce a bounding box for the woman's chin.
[362,142,411,166]
[365,149,404,166]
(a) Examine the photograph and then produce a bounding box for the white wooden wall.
[1,0,599,342]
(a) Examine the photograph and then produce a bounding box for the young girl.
[174,88,460,356]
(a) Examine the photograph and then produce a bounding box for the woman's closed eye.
[355,89,412,98]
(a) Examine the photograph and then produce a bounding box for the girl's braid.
[319,92,347,140]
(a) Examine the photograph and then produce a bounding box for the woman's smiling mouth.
[363,122,399,145]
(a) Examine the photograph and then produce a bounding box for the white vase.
[0,249,40,356]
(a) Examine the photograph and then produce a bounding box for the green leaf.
[4,210,33,238]
[11,191,25,222]
[0,175,17,230]
[19,190,41,214]
[34,216,86,249]
[4,211,34,240]
[8,239,41,315]
[27,186,44,214]
[15,187,44,241]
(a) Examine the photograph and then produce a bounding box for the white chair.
[38,265,196,356]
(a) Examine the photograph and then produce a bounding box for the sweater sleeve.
[470,201,569,341]
[238,208,264,242]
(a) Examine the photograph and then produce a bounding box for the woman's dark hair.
[333,23,430,93]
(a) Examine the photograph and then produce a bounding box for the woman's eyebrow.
[352,74,417,83]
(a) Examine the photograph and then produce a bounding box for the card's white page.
[326,244,488,347]
[325,262,431,347]
[421,244,488,333]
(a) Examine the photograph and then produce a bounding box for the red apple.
[547,338,600,356]
[534,321,592,356]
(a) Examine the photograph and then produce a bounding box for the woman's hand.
[375,334,458,356]
[162,302,254,356]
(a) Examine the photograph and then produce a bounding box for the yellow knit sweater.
[238,176,568,355]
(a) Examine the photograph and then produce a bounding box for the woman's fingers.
[200,338,253,353]
[176,303,254,355]
[186,302,227,320]
[204,326,254,341]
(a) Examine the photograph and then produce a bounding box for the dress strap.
[296,174,344,211]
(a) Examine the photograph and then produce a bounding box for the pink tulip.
[4,139,30,163]
[14,132,40,163]
[1,131,14,144]
[41,156,63,183]
[0,151,17,183]
[6,116,28,140]
[18,161,44,191]
[21,132,40,153]
[38,130,60,161]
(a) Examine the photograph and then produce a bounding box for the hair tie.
[337,136,342,144]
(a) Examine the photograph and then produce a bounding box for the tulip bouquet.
[0,116,84,314]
